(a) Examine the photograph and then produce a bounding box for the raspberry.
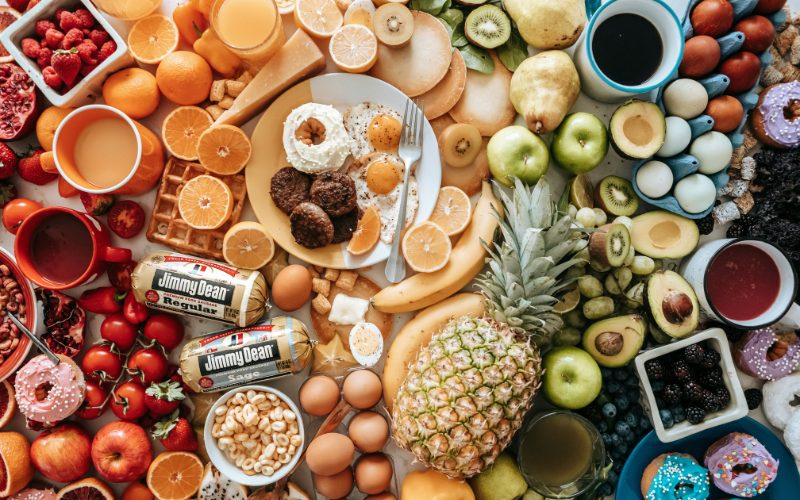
[44,28,64,49]
[55,8,67,23]
[35,20,56,38]
[62,28,84,50]
[97,40,117,62]
[89,29,110,47]
[76,40,97,65]
[79,62,98,77]
[21,38,41,59]
[36,47,52,69]
[686,406,706,425]
[73,9,95,29]
[42,66,61,89]
[59,11,81,32]
[745,388,763,410]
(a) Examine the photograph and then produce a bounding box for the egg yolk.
[367,114,401,152]
[366,159,400,194]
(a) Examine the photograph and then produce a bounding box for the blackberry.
[745,388,763,410]
[726,222,747,239]
[684,344,706,365]
[698,368,724,389]
[686,406,706,425]
[645,359,665,381]
[715,387,731,408]
[701,349,721,369]
[683,382,705,403]
[696,214,715,235]
[701,390,720,412]
[662,384,682,405]
[670,360,692,382]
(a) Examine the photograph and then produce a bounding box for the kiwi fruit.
[595,175,639,216]
[439,123,482,168]
[455,0,488,5]
[589,223,631,268]
[374,3,414,48]
[465,5,511,49]
[569,174,594,209]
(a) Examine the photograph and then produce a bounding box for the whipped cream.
[283,103,352,174]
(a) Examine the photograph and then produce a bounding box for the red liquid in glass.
[30,213,93,284]
[706,244,780,322]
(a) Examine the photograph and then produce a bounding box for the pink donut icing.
[734,328,800,380]
[10,489,57,500]
[758,82,800,147]
[13,355,85,425]
[704,433,778,497]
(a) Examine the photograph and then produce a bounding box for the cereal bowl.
[0,247,36,382]
[204,385,305,487]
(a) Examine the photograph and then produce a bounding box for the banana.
[372,181,502,313]
[383,293,486,413]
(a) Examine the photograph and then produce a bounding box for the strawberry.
[89,29,109,47]
[79,192,114,215]
[51,48,80,86]
[58,11,81,32]
[107,200,145,238]
[79,62,98,77]
[76,39,97,65]
[144,381,185,417]
[42,66,60,89]
[152,410,198,451]
[0,181,17,208]
[21,38,40,59]
[7,0,29,12]
[62,28,84,50]
[44,28,64,50]
[73,9,95,30]
[0,143,18,179]
[34,19,55,38]
[18,148,57,185]
[36,47,52,70]
[97,40,116,63]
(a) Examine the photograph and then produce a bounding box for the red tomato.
[100,313,139,352]
[80,344,123,381]
[2,198,42,234]
[76,380,109,420]
[111,382,147,420]
[107,260,136,291]
[127,347,168,385]
[143,314,184,351]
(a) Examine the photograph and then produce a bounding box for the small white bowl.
[204,385,305,487]
[634,328,748,443]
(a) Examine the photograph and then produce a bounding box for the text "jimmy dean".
[155,271,231,301]
[202,343,278,372]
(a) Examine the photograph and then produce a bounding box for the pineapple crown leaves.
[152,409,181,439]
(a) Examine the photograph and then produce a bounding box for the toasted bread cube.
[218,96,235,110]
[237,71,253,85]
[205,105,225,120]
[308,266,320,278]
[210,80,227,102]
[312,278,331,296]
[323,268,340,281]
[312,294,331,315]
[335,271,357,291]
[226,80,247,97]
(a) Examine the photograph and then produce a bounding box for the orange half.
[178,175,233,230]
[295,0,343,38]
[197,125,252,175]
[128,15,179,65]
[329,24,378,73]
[428,186,472,236]
[401,221,452,273]
[162,106,214,161]
[146,451,203,500]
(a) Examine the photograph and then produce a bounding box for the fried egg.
[344,102,403,158]
[348,153,418,244]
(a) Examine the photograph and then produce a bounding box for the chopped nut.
[312,278,330,296]
[323,268,339,281]
[210,80,227,102]
[237,71,253,85]
[734,191,755,214]
[205,105,225,120]
[226,80,247,97]
[312,294,331,315]
[335,271,357,291]
[219,96,235,110]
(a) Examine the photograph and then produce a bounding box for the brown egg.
[299,375,340,416]
[705,95,745,133]
[343,369,383,409]
[679,35,721,78]
[365,494,397,500]
[314,468,354,499]
[348,411,389,452]
[305,433,355,476]
[355,453,394,495]
[270,264,312,311]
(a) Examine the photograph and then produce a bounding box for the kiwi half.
[465,5,511,49]
[440,123,482,168]
[374,3,414,48]
[595,175,639,216]
[589,223,631,267]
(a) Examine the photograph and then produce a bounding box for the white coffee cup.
[574,0,685,103]
[680,239,800,330]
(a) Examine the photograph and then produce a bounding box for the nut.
[662,291,694,325]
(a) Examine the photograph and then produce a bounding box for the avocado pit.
[662,290,695,325]
[595,331,623,356]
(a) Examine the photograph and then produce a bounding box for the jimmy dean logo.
[199,340,279,374]
[152,270,234,305]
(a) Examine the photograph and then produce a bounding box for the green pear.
[510,52,581,135]
[504,0,587,50]
[468,452,529,500]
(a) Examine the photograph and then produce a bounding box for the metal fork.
[385,100,423,283]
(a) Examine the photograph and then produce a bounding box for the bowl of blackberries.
[634,328,749,443]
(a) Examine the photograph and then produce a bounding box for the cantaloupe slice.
[415,49,466,120]
[449,51,516,136]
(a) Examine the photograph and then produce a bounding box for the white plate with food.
[246,73,441,269]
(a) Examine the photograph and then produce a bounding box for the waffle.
[146,158,246,260]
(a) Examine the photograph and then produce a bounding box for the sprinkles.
[734,328,800,381]
[704,432,779,497]
[646,454,710,500]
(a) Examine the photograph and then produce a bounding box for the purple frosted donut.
[734,328,800,381]
[704,432,779,497]
[751,82,800,149]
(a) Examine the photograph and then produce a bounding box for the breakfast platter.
[0,0,798,499]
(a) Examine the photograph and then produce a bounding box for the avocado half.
[609,100,666,159]
[631,210,699,259]
[646,270,700,339]
[582,314,646,367]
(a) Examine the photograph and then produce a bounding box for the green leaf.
[497,31,529,72]
[415,0,450,16]
[438,8,464,28]
[460,45,494,73]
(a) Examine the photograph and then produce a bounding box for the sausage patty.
[290,202,334,249]
[309,172,357,217]
[270,167,312,215]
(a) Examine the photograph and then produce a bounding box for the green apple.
[487,125,549,186]
[542,346,602,410]
[551,112,609,174]
[468,452,528,500]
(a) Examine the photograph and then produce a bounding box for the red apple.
[91,421,152,483]
[31,424,91,483]
[754,0,787,14]
[735,15,776,53]
[719,51,762,94]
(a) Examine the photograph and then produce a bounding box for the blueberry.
[601,432,613,446]
[624,412,638,427]
[614,369,629,381]
[659,408,673,421]
[639,416,652,431]
[601,367,614,380]
[671,406,686,424]
[624,431,637,443]
[630,403,643,417]
[607,470,619,485]
[616,441,629,455]
[597,420,609,432]
[613,461,624,473]
[602,402,617,418]
[615,421,631,436]
[610,447,624,460]
[616,395,630,410]
[610,433,622,447]
[607,381,622,394]
[626,375,640,387]
[655,396,666,408]
[663,416,675,428]
[652,381,665,393]
[598,482,614,496]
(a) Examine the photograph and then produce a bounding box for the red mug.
[14,207,131,290]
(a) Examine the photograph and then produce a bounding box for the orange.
[156,51,213,106]
[162,106,214,161]
[347,206,381,255]
[36,106,74,151]
[121,482,155,500]
[0,432,34,497]
[401,221,452,273]
[128,14,179,64]
[38,151,56,174]
[57,478,115,500]
[428,186,472,236]
[102,68,161,120]
[329,24,378,73]
[223,221,275,269]
[178,175,233,230]
[0,380,15,429]
[295,0,343,38]
[197,125,252,175]
[146,451,204,500]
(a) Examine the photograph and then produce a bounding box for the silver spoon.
[6,311,60,365]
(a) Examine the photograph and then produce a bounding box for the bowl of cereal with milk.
[204,385,305,486]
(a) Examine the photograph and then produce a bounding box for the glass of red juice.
[681,239,799,329]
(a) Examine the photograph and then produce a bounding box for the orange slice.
[128,15,179,65]
[401,221,452,273]
[329,24,378,74]
[428,186,472,236]
[347,206,381,255]
[223,221,275,269]
[162,106,214,161]
[295,0,343,38]
[57,478,115,500]
[178,175,233,230]
[0,7,22,64]
[146,451,203,500]
[197,125,252,175]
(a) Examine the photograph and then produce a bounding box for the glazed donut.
[783,411,800,463]
[13,354,85,426]
[734,328,800,380]
[704,432,779,497]
[763,372,800,430]
[640,453,710,500]
[9,488,57,500]
[751,82,800,149]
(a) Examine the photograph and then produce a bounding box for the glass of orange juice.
[210,0,286,68]
[91,0,161,20]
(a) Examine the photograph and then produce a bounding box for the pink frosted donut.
[13,354,85,426]
[704,432,778,497]
[751,82,800,148]
[10,489,57,500]
[734,328,800,380]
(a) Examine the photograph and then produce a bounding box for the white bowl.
[204,385,306,487]
[634,328,748,443]
[0,0,133,107]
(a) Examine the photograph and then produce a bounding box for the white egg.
[657,116,692,157]
[663,79,708,119]
[344,102,403,158]
[636,161,673,199]
[674,174,716,214]
[690,131,733,174]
